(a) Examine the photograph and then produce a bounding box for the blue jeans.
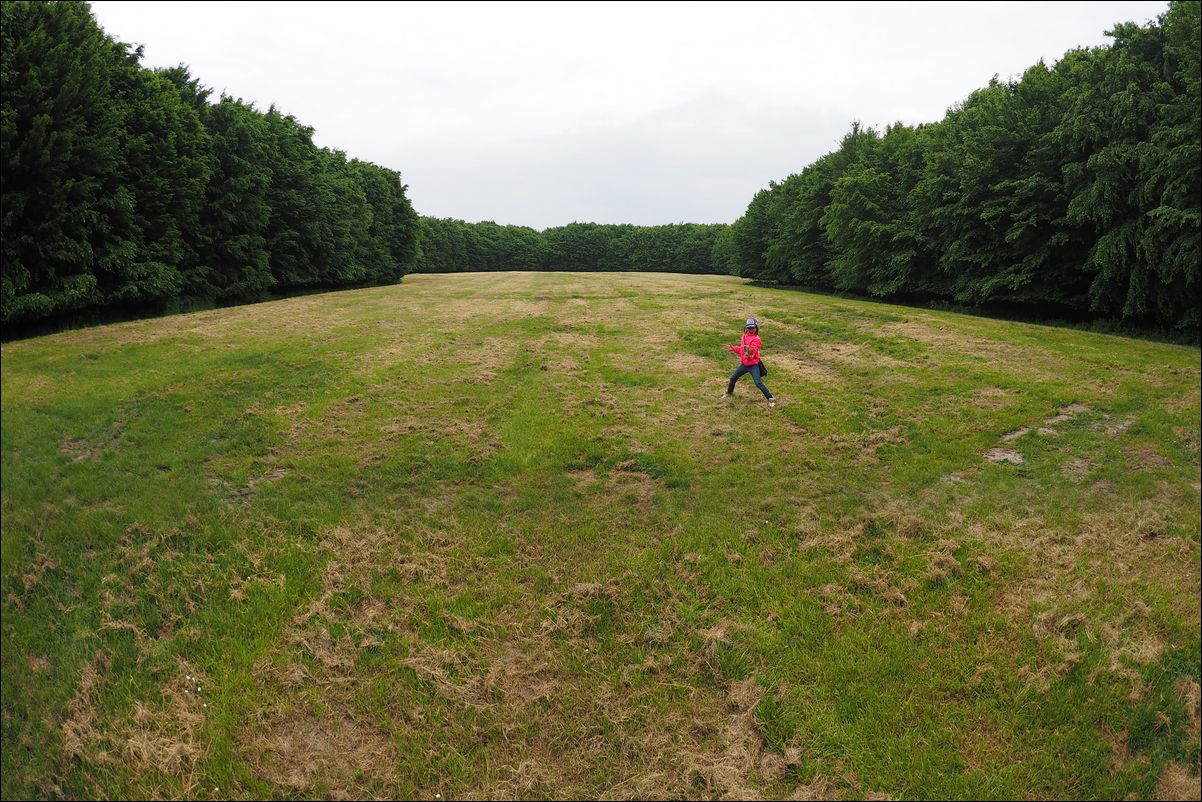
[728,362,772,400]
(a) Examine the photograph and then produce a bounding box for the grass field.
[2,271,1200,800]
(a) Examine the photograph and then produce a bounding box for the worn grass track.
[2,271,1200,800]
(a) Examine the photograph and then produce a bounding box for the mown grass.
[2,271,1199,800]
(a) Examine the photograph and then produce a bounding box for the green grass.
[2,271,1199,799]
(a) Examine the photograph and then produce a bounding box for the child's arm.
[725,344,743,355]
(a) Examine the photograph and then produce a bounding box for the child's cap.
[745,317,759,329]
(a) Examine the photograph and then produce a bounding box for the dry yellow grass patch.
[61,654,211,798]
[879,320,1044,366]
[1155,762,1201,801]
[249,708,399,798]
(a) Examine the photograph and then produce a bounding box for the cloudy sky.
[90,1,1168,229]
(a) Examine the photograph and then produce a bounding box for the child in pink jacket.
[723,317,775,407]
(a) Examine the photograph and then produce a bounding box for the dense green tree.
[823,123,932,296]
[542,223,613,271]
[771,123,880,288]
[98,59,211,307]
[1,0,121,322]
[972,58,1094,311]
[2,1,420,331]
[727,187,778,280]
[726,1,1199,332]
[415,218,466,272]
[710,225,740,275]
[195,96,274,301]
[350,160,420,282]
[413,219,728,275]
[3,0,1197,334]
[1050,4,1202,327]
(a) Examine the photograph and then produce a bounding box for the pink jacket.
[727,332,762,366]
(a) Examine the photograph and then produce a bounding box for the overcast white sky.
[90,1,1168,229]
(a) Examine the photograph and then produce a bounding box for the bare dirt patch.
[984,448,1024,465]
[59,420,124,462]
[1101,415,1137,438]
[1062,457,1096,478]
[984,403,1092,464]
[1044,403,1091,425]
[231,467,289,501]
[971,387,1015,410]
[1124,445,1173,471]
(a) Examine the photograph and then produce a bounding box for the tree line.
[1,0,419,333]
[414,219,729,274]
[724,1,1199,333]
[2,1,1198,335]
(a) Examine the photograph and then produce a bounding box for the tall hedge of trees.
[3,1,1198,336]
[1,0,419,331]
[725,1,1200,332]
[414,219,729,274]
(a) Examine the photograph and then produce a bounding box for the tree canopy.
[2,1,1197,335]
[724,1,1200,333]
[1,0,419,332]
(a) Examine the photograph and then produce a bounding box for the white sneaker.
[722,392,732,400]
[768,398,776,408]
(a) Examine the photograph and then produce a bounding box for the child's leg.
[750,364,773,400]
[727,364,749,394]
